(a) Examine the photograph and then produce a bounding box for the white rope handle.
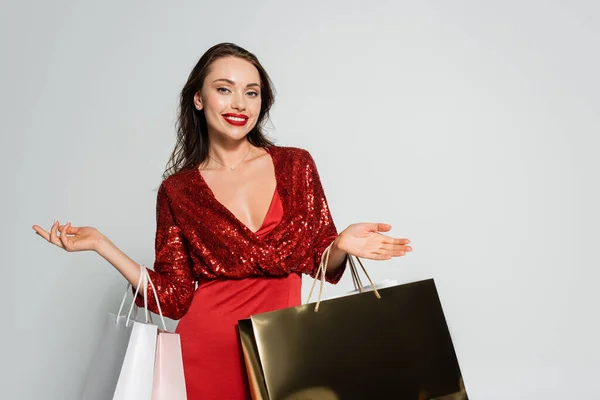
[125,264,146,327]
[350,256,382,300]
[307,243,383,312]
[143,269,150,322]
[122,264,168,330]
[307,243,332,312]
[117,279,140,321]
[145,267,167,331]
[349,257,363,292]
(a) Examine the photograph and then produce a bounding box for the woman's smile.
[222,113,249,126]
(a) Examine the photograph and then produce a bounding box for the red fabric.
[135,146,345,319]
[176,190,299,399]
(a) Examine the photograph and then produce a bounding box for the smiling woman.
[167,43,277,179]
[193,59,263,161]
[32,42,412,399]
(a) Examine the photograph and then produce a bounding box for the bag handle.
[307,242,382,312]
[125,264,146,327]
[350,255,381,299]
[306,244,330,311]
[145,267,167,331]
[115,264,145,324]
[123,264,168,331]
[348,255,364,292]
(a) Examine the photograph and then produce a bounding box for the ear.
[193,91,204,110]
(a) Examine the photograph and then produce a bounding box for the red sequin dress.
[135,146,345,399]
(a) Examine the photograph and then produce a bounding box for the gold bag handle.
[307,242,382,312]
[348,255,364,292]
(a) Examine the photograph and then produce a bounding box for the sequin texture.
[135,146,345,319]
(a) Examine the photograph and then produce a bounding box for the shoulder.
[157,168,198,200]
[268,145,315,167]
[269,146,323,192]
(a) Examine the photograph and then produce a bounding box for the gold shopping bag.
[238,247,468,400]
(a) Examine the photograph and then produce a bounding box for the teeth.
[225,116,246,122]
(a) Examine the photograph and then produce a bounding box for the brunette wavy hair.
[164,42,276,179]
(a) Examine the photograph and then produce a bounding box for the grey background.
[1,1,598,399]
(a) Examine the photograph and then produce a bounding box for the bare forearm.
[95,236,143,288]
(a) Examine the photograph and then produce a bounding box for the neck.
[205,137,253,169]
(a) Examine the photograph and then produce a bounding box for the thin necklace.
[208,147,251,171]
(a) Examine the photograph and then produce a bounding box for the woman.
[32,42,412,399]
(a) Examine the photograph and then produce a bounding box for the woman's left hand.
[335,223,411,260]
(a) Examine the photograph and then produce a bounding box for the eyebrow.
[212,78,260,88]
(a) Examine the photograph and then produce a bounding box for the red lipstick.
[222,113,249,127]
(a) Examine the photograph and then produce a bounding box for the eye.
[217,87,231,94]
[247,91,259,98]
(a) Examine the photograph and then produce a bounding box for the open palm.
[337,223,411,260]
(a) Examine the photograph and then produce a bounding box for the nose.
[230,91,246,111]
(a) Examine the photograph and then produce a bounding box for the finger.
[60,224,82,235]
[375,223,391,232]
[49,222,57,241]
[32,225,51,241]
[58,223,76,235]
[59,222,72,250]
[375,249,406,257]
[381,237,410,245]
[377,244,412,252]
[49,221,65,248]
[363,223,391,233]
[362,252,392,260]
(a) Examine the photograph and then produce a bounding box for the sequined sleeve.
[133,183,195,320]
[300,152,347,284]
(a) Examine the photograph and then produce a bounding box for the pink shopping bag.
[151,330,187,400]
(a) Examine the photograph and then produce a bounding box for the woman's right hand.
[32,221,105,253]
[33,221,144,292]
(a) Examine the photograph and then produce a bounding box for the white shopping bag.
[112,322,157,400]
[113,267,168,400]
[81,273,144,400]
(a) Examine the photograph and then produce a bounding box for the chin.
[217,129,252,142]
[223,124,256,137]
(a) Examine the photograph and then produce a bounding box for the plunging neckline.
[195,146,283,237]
